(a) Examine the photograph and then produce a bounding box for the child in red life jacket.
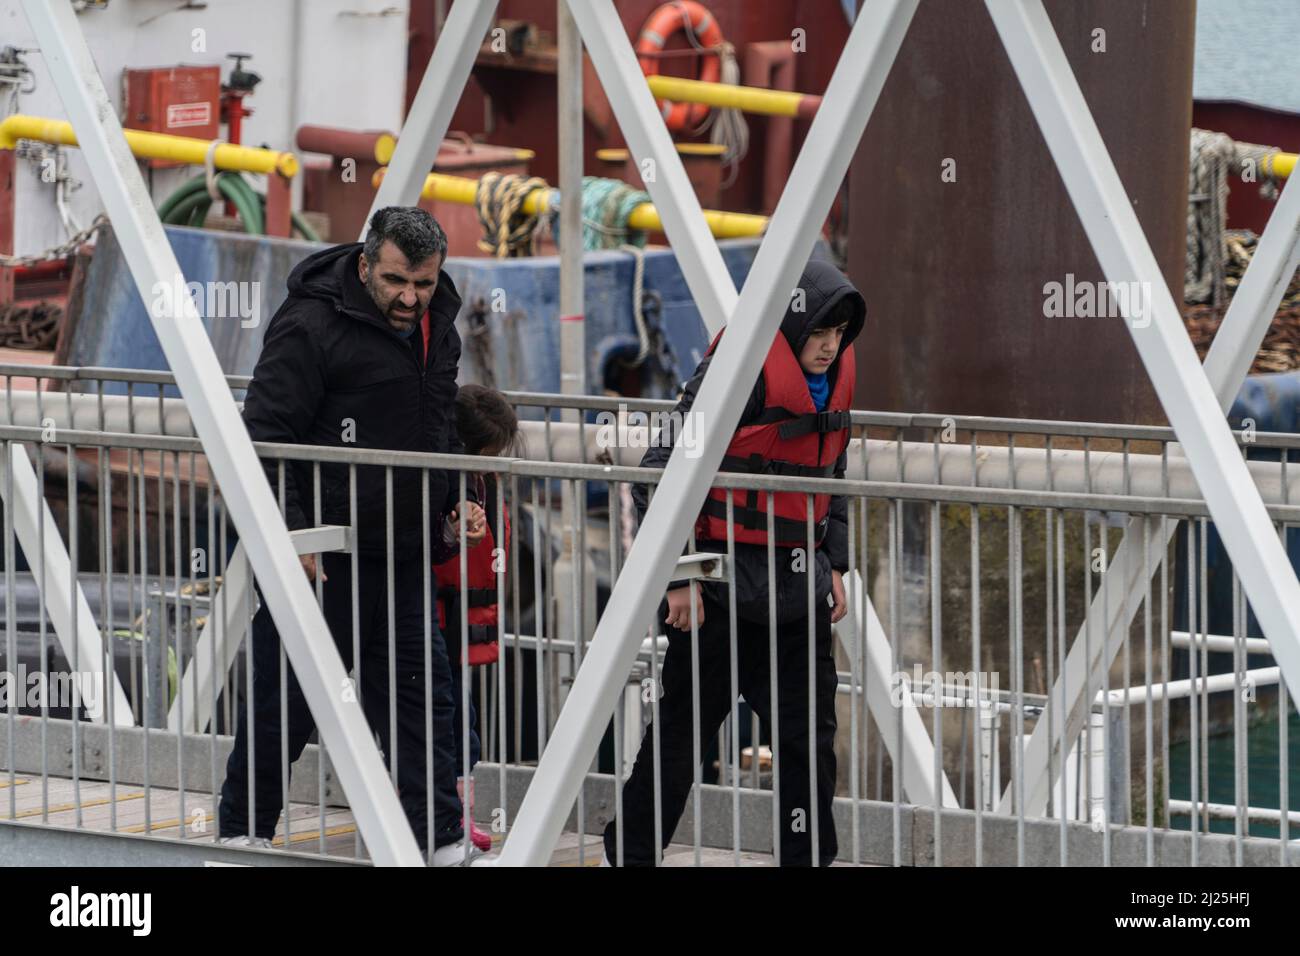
[604,258,865,866]
[433,384,519,853]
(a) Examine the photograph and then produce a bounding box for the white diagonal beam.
[169,540,250,735]
[23,0,421,866]
[0,445,132,725]
[498,0,920,867]
[1202,180,1300,402]
[837,571,959,807]
[1009,159,1300,817]
[986,0,1300,817]
[363,0,499,233]
[168,526,350,734]
[567,0,738,335]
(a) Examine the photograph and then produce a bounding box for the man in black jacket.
[604,257,865,866]
[218,207,487,864]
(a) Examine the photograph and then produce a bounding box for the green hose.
[157,171,321,241]
[158,173,262,234]
[288,209,322,243]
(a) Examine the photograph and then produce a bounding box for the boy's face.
[798,322,849,374]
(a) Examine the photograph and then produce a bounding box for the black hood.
[286,241,463,332]
[778,257,866,362]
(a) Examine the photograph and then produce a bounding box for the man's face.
[358,239,443,333]
[798,321,849,374]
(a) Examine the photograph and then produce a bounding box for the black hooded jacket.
[242,242,464,559]
[631,258,866,624]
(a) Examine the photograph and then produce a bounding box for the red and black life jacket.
[433,478,510,666]
[696,329,855,548]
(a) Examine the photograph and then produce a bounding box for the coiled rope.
[474,171,551,257]
[1186,127,1285,307]
[581,176,652,251]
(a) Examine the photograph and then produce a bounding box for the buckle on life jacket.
[778,409,850,440]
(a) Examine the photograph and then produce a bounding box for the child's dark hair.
[455,384,522,457]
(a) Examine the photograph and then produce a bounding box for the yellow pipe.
[0,114,299,178]
[646,74,809,118]
[1267,152,1296,179]
[371,168,769,239]
[597,144,726,163]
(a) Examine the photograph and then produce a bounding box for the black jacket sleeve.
[241,307,327,533]
[823,447,850,573]
[631,354,763,560]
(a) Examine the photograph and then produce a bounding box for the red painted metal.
[846,0,1193,424]
[408,0,852,217]
[264,173,292,238]
[297,124,534,252]
[297,126,391,162]
[122,66,221,169]
[744,41,795,216]
[0,149,14,307]
[1192,101,1300,236]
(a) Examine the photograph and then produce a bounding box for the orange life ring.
[635,1,724,133]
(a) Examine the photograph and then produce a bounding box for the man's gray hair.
[362,206,448,267]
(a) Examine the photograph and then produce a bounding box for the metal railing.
[1,365,1298,866]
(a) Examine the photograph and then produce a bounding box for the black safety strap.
[777,409,851,440]
[467,623,496,645]
[700,496,828,543]
[437,586,497,608]
[718,454,837,480]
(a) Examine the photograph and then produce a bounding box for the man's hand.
[829,569,846,624]
[664,584,704,631]
[449,501,488,547]
[301,553,326,583]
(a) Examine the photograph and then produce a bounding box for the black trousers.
[218,551,463,850]
[604,592,839,865]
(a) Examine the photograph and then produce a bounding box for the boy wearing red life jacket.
[605,258,864,866]
[432,384,518,853]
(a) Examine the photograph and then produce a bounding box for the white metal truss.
[837,571,959,808]
[17,0,1298,868]
[363,0,498,233]
[497,0,923,867]
[168,526,350,734]
[0,445,132,725]
[572,1,739,334]
[20,0,422,866]
[498,0,1300,864]
[1009,128,1300,816]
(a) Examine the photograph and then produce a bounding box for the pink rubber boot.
[457,777,493,851]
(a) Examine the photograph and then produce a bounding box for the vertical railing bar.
[890,499,901,868]
[68,441,81,826]
[422,468,434,867]
[1055,509,1067,863]
[459,469,470,866]
[726,487,740,866]
[807,493,819,868]
[971,502,982,866]
[1100,518,1111,867]
[767,494,780,866]
[1143,514,1154,866]
[929,498,941,867]
[690,517,702,868]
[172,450,185,839]
[4,441,15,821]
